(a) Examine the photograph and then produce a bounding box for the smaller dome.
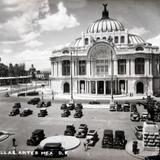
[70,38,83,48]
[128,34,145,45]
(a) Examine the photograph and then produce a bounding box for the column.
[104,81,106,95]
[131,59,135,75]
[59,61,62,77]
[125,80,128,95]
[126,59,130,75]
[113,60,118,75]
[145,59,149,76]
[72,60,74,76]
[87,60,90,77]
[95,81,97,94]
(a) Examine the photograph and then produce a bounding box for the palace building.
[50,4,160,97]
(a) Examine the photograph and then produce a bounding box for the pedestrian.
[84,139,89,151]
[12,138,17,154]
[52,91,54,100]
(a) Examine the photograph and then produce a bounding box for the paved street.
[0,95,153,160]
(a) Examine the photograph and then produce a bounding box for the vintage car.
[116,104,123,112]
[61,109,70,117]
[33,143,66,157]
[38,108,48,117]
[20,108,33,117]
[37,101,46,108]
[123,103,130,112]
[134,125,143,140]
[86,130,99,146]
[89,101,100,104]
[130,112,140,121]
[141,112,149,121]
[60,104,68,110]
[9,108,20,116]
[109,103,116,111]
[64,125,76,136]
[76,124,88,138]
[75,103,83,110]
[27,91,39,96]
[17,92,25,97]
[27,129,45,146]
[12,103,21,109]
[68,103,75,110]
[102,129,113,148]
[144,155,160,160]
[74,109,83,118]
[28,98,40,105]
[46,101,51,107]
[131,104,138,112]
[113,130,127,149]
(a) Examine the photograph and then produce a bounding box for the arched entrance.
[63,82,70,93]
[136,82,144,94]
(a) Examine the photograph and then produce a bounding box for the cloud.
[2,48,12,54]
[25,40,43,48]
[147,34,160,47]
[39,2,79,32]
[129,27,149,36]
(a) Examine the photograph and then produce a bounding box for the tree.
[0,63,9,77]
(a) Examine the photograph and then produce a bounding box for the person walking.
[84,139,89,151]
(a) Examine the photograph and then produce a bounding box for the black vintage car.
[28,98,40,105]
[17,92,25,97]
[64,125,76,136]
[20,108,33,117]
[75,103,83,110]
[134,126,143,140]
[37,101,46,108]
[68,103,75,110]
[46,101,51,107]
[130,112,140,122]
[76,124,88,138]
[38,109,48,117]
[12,103,21,109]
[102,130,113,148]
[74,109,83,118]
[61,109,70,117]
[113,130,127,149]
[61,104,67,110]
[27,91,39,96]
[123,103,130,112]
[116,104,123,112]
[27,129,45,146]
[9,108,20,116]
[33,143,66,157]
[86,130,99,146]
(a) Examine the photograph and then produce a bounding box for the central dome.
[87,4,125,33]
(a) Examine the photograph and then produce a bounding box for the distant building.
[50,4,160,96]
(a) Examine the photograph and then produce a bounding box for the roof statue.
[102,3,109,18]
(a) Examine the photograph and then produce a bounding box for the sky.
[0,0,160,71]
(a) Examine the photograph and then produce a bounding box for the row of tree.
[0,63,28,77]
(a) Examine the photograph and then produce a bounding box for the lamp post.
[110,50,114,102]
[70,48,74,103]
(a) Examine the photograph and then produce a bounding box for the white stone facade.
[50,5,160,97]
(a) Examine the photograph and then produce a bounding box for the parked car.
[76,124,88,138]
[28,98,40,105]
[75,103,83,110]
[68,103,75,110]
[20,108,33,117]
[27,129,45,146]
[141,112,149,121]
[61,109,70,117]
[38,108,48,117]
[123,103,130,112]
[64,125,76,136]
[86,130,99,146]
[130,112,140,121]
[9,108,20,116]
[134,126,143,140]
[17,92,25,97]
[33,143,66,158]
[27,91,39,96]
[12,103,21,109]
[131,104,138,112]
[37,101,46,108]
[109,103,116,111]
[102,130,113,148]
[61,104,68,110]
[74,109,83,118]
[116,104,123,111]
[113,130,127,149]
[144,155,160,160]
[46,101,51,107]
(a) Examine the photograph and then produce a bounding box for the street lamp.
[110,50,114,102]
[70,48,74,103]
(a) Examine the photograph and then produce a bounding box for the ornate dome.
[87,4,125,33]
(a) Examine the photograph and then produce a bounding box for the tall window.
[79,60,86,75]
[85,38,88,45]
[62,60,70,76]
[96,60,109,76]
[114,36,119,43]
[120,36,125,43]
[135,58,145,74]
[118,59,126,74]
